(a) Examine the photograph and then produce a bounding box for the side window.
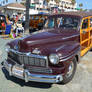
[48,18,54,28]
[82,19,88,29]
[57,18,62,28]
[45,18,55,28]
[90,18,92,27]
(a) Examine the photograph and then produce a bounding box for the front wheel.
[61,57,77,84]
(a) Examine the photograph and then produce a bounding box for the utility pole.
[25,0,30,32]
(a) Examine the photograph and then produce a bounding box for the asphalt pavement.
[0,36,92,92]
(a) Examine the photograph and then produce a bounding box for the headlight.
[49,54,59,64]
[5,45,10,52]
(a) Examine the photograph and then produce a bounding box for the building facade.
[59,0,77,11]
[21,0,77,11]
[0,0,21,6]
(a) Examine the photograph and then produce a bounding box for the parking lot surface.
[0,37,92,92]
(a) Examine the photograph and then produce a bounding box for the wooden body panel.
[80,16,92,56]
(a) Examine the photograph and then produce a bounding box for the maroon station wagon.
[3,12,92,84]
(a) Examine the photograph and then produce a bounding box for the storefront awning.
[75,8,80,10]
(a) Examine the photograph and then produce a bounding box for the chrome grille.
[8,50,48,67]
[28,67,52,73]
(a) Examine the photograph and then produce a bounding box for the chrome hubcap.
[66,62,74,78]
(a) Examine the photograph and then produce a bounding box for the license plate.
[12,66,24,77]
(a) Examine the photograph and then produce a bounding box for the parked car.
[0,14,6,33]
[29,14,48,33]
[3,12,92,84]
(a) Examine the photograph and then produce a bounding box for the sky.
[76,0,92,9]
[0,0,21,5]
[9,0,92,9]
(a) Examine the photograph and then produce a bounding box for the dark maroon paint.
[7,14,81,76]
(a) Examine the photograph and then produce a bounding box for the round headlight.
[5,45,10,52]
[49,54,59,64]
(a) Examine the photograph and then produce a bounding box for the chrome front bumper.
[3,61,63,83]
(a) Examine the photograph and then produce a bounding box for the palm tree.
[46,0,51,12]
[46,0,50,8]
[25,0,30,32]
[79,3,83,11]
[55,0,60,6]
[79,3,83,7]
[46,0,50,5]
[71,0,76,5]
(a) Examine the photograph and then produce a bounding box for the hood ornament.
[32,48,41,54]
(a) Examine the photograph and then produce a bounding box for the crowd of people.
[6,13,25,38]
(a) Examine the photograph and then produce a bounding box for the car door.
[80,17,90,56]
[89,17,92,47]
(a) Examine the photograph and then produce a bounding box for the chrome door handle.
[83,30,86,34]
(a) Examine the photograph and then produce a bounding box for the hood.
[17,28,79,56]
[21,28,78,45]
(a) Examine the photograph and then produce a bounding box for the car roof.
[49,11,92,18]
[30,14,48,16]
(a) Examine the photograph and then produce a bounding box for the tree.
[46,0,50,3]
[55,0,60,5]
[46,0,51,12]
[71,0,76,5]
[55,0,60,8]
[25,0,30,32]
[46,0,50,7]
[79,3,83,11]
[79,3,83,7]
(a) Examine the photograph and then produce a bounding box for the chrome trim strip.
[8,57,52,74]
[62,34,80,40]
[3,61,63,83]
[24,70,29,82]
[9,49,47,59]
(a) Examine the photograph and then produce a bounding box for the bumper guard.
[3,61,63,83]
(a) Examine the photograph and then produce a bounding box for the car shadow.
[1,67,53,89]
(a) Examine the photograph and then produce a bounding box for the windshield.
[44,16,79,29]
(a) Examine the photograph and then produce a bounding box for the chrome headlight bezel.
[49,54,59,64]
[5,45,10,52]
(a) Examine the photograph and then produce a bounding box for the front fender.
[7,39,19,49]
[57,42,80,62]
